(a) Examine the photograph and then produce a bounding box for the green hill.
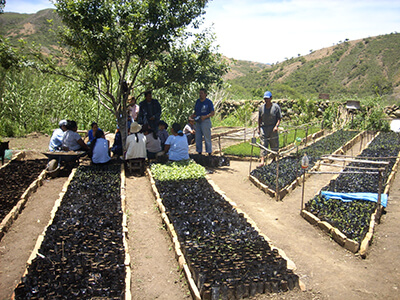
[226,34,400,102]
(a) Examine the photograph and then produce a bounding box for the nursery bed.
[12,163,130,299]
[0,152,47,241]
[302,131,400,256]
[148,164,301,299]
[249,130,365,200]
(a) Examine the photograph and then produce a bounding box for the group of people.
[49,119,111,165]
[49,88,282,166]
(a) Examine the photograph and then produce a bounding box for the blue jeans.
[195,118,212,154]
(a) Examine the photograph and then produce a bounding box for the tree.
[53,0,227,149]
[0,0,5,14]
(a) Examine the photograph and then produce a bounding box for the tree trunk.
[117,108,129,153]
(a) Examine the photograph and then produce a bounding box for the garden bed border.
[147,167,305,299]
[0,151,46,242]
[248,130,366,201]
[301,131,400,257]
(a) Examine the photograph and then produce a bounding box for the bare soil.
[1,131,399,300]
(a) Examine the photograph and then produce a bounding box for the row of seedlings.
[13,163,130,299]
[0,152,47,241]
[149,160,300,300]
[302,131,400,256]
[249,129,364,200]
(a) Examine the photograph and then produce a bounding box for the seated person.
[183,117,196,145]
[62,120,89,152]
[87,121,101,144]
[49,119,67,151]
[142,124,162,159]
[125,121,147,160]
[90,129,111,164]
[164,123,189,161]
[111,127,123,157]
[157,120,169,150]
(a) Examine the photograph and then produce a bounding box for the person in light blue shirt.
[90,129,111,164]
[164,123,189,161]
[48,119,67,151]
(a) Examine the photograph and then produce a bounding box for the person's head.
[171,123,183,136]
[144,90,152,102]
[128,95,136,105]
[263,91,272,102]
[199,88,207,100]
[188,117,195,125]
[130,121,142,134]
[158,120,168,130]
[59,119,67,131]
[91,121,98,131]
[95,129,104,139]
[66,120,78,131]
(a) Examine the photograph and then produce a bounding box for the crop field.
[13,164,125,299]
[151,161,299,299]
[304,132,400,245]
[250,130,360,192]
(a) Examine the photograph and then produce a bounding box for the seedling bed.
[0,157,47,240]
[249,130,362,199]
[13,164,128,299]
[152,173,299,299]
[302,131,400,255]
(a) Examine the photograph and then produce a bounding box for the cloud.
[203,0,400,63]
[4,0,55,14]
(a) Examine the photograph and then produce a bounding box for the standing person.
[90,129,111,164]
[48,119,67,151]
[191,88,215,155]
[62,120,89,151]
[127,95,140,122]
[257,91,282,167]
[164,123,189,161]
[137,90,162,132]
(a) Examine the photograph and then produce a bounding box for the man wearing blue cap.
[258,91,282,167]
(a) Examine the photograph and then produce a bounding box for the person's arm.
[77,138,89,151]
[164,144,170,153]
[273,118,281,132]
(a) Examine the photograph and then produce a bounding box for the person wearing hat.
[48,119,68,151]
[258,91,282,167]
[125,121,147,160]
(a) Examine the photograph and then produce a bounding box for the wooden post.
[275,152,280,201]
[376,170,383,224]
[301,171,305,212]
[305,126,309,146]
[218,136,221,155]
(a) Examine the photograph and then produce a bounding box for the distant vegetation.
[0,10,397,137]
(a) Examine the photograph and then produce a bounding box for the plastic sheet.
[321,191,388,208]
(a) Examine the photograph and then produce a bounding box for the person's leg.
[195,122,203,154]
[269,131,279,152]
[202,119,212,154]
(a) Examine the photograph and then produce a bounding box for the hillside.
[1,10,399,102]
[227,34,400,102]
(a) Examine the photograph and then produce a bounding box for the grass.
[223,125,321,157]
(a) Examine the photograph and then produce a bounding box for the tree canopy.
[53,0,228,148]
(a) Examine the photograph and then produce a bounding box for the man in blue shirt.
[191,88,215,155]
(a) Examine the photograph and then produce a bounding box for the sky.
[4,0,400,64]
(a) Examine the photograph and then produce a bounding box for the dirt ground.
[0,132,399,300]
